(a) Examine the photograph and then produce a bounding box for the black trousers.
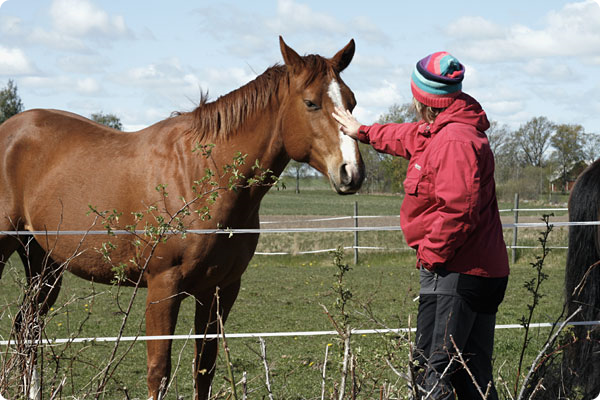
[413,268,508,400]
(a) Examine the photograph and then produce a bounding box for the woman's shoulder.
[437,122,485,144]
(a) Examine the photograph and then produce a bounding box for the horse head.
[278,36,365,194]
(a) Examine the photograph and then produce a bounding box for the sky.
[0,0,599,134]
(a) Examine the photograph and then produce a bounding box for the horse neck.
[222,100,290,186]
[192,75,292,182]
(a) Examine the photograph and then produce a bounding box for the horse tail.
[565,158,600,398]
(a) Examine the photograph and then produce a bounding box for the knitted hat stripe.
[412,68,462,95]
[410,51,465,108]
[411,81,460,101]
[410,80,461,108]
[429,52,448,75]
[413,68,456,90]
[418,56,464,83]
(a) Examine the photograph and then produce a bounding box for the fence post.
[354,201,359,265]
[512,193,519,264]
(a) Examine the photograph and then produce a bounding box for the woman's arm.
[332,106,420,159]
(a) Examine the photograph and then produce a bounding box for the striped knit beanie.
[410,51,465,108]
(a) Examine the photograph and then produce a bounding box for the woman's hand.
[332,107,362,139]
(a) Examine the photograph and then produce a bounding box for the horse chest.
[164,232,260,292]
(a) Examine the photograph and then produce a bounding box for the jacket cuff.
[416,258,434,271]
[356,125,370,144]
[416,246,441,271]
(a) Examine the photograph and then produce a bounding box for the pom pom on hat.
[411,51,465,108]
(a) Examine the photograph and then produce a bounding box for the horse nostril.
[340,163,353,186]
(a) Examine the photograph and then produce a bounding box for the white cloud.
[0,15,23,36]
[351,16,391,45]
[357,80,404,109]
[267,0,345,35]
[447,1,600,62]
[352,53,391,70]
[49,0,130,38]
[201,67,256,94]
[350,80,408,123]
[21,75,101,98]
[17,0,132,53]
[483,100,525,117]
[521,59,572,80]
[0,46,36,74]
[28,27,87,51]
[21,76,71,96]
[56,54,107,74]
[76,77,101,95]
[194,0,387,60]
[445,16,504,40]
[120,58,257,100]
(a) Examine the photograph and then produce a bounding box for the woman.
[333,52,509,399]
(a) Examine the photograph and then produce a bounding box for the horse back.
[1,109,135,221]
[0,109,261,287]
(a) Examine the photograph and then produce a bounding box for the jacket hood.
[429,93,490,134]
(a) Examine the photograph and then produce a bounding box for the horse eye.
[303,100,320,111]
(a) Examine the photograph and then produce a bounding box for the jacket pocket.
[404,175,419,196]
[404,168,432,198]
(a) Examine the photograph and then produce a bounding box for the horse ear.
[279,36,304,72]
[331,39,355,72]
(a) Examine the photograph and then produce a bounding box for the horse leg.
[15,236,63,400]
[17,237,64,315]
[0,217,22,279]
[145,277,184,400]
[0,235,19,279]
[193,279,241,400]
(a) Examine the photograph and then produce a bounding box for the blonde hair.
[412,98,446,124]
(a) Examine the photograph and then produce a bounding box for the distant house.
[550,161,588,192]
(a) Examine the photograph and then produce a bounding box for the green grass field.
[0,186,570,399]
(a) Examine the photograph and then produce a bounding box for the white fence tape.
[0,209,586,255]
[0,207,594,346]
[498,208,568,213]
[1,220,599,237]
[1,321,599,346]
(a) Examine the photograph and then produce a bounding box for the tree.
[360,103,416,193]
[508,116,555,197]
[284,160,312,194]
[514,116,554,167]
[582,132,600,163]
[90,112,123,131]
[377,103,419,124]
[486,120,511,156]
[550,124,585,191]
[0,79,24,124]
[488,123,522,196]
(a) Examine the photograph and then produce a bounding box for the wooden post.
[354,201,359,265]
[512,193,519,264]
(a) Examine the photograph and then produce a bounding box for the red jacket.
[357,93,509,278]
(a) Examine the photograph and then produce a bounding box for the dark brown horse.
[564,159,600,399]
[0,37,364,399]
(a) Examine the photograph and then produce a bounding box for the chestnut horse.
[0,37,364,399]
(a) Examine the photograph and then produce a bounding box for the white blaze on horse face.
[327,79,358,168]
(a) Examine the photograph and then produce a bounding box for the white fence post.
[512,193,519,264]
[353,201,358,265]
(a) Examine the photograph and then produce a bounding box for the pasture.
[0,187,569,399]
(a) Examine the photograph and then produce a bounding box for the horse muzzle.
[329,161,365,194]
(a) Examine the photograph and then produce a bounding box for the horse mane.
[187,55,334,142]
